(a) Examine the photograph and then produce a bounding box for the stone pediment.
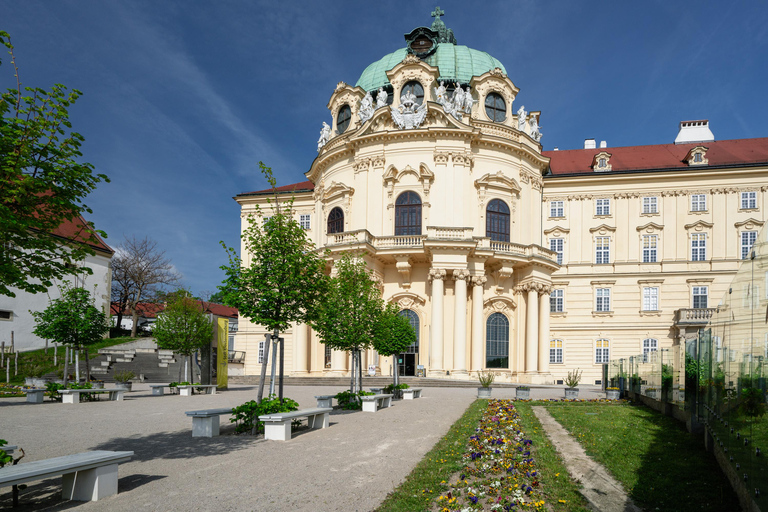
[483,295,517,314]
[323,181,354,203]
[589,224,616,234]
[383,163,434,184]
[475,171,521,195]
[734,218,765,230]
[543,226,570,236]
[636,222,664,232]
[684,220,714,231]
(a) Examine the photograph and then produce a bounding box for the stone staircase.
[89,349,186,383]
[228,375,519,388]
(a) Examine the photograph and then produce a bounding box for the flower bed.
[435,399,546,511]
[0,383,26,397]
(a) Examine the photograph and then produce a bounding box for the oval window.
[337,105,351,134]
[484,93,506,122]
[401,81,424,105]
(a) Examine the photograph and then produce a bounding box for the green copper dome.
[355,43,507,92]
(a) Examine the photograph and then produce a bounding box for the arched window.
[401,81,424,105]
[485,93,506,122]
[337,105,351,134]
[395,191,422,236]
[486,199,510,242]
[398,309,419,353]
[486,313,509,368]
[327,207,344,234]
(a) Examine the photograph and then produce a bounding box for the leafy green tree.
[0,31,109,297]
[312,253,384,394]
[153,289,214,383]
[219,162,328,402]
[373,304,417,389]
[31,285,110,384]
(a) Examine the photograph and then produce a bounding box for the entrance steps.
[228,375,518,388]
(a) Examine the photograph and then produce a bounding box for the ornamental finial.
[431,6,444,20]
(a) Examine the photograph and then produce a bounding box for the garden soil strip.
[532,406,643,512]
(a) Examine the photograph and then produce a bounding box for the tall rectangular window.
[550,238,564,265]
[550,201,564,218]
[324,345,332,368]
[595,237,610,264]
[692,286,708,309]
[642,235,658,263]
[595,198,611,216]
[742,231,757,259]
[300,214,311,230]
[741,191,757,210]
[550,339,563,364]
[596,288,611,312]
[595,339,610,364]
[643,287,659,311]
[691,233,706,261]
[642,196,658,214]
[258,340,265,364]
[642,338,658,362]
[550,289,564,313]
[691,194,707,212]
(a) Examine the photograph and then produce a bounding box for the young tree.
[0,31,109,297]
[219,162,327,402]
[153,289,214,384]
[112,235,180,337]
[31,285,111,384]
[373,304,417,390]
[311,253,384,394]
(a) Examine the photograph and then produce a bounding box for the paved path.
[533,406,642,512]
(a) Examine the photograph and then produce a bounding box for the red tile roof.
[111,301,238,319]
[237,180,315,197]
[50,215,114,255]
[543,138,768,176]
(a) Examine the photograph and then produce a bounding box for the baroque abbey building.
[231,13,768,385]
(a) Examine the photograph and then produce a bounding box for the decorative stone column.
[526,285,539,374]
[330,349,347,375]
[538,287,551,376]
[293,322,308,375]
[453,270,470,375]
[428,268,446,376]
[471,276,486,373]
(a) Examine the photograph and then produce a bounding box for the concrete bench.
[314,395,336,408]
[402,388,423,400]
[360,394,393,413]
[369,387,384,394]
[58,389,125,404]
[258,408,332,441]
[24,388,46,403]
[0,450,133,502]
[184,408,233,437]
[177,384,217,396]
[2,445,16,454]
[149,384,175,396]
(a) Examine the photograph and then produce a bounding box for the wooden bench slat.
[0,451,133,487]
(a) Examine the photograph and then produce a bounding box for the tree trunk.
[393,353,400,388]
[74,349,80,383]
[269,330,278,397]
[178,355,183,383]
[115,311,123,335]
[358,350,363,396]
[256,333,271,404]
[85,349,91,383]
[130,308,139,338]
[63,346,70,387]
[278,337,284,404]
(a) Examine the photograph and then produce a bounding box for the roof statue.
[317,122,331,152]
[390,89,428,129]
[517,105,527,131]
[430,6,457,44]
[359,91,375,124]
[376,87,388,109]
[462,85,474,114]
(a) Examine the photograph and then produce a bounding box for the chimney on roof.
[600,140,607,148]
[675,120,714,145]
[584,138,596,149]
[553,147,559,151]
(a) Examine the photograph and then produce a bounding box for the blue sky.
[3,0,767,296]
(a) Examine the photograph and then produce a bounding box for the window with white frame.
[550,339,563,364]
[742,231,757,259]
[300,214,311,230]
[741,191,757,210]
[258,340,265,364]
[595,237,610,264]
[642,287,659,311]
[743,284,760,309]
[550,238,564,265]
[550,289,564,313]
[691,194,707,212]
[642,235,658,263]
[693,286,708,309]
[691,233,706,261]
[642,196,658,214]
[324,344,332,368]
[596,288,611,312]
[642,338,658,362]
[550,201,564,218]
[596,198,611,216]
[595,339,610,363]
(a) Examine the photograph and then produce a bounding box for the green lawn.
[545,402,738,512]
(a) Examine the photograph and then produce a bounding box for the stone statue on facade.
[358,91,375,124]
[434,81,447,105]
[517,105,527,131]
[376,87,388,109]
[463,86,474,114]
[390,89,428,129]
[529,115,542,142]
[452,84,465,113]
[317,122,331,152]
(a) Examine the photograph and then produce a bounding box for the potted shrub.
[25,365,48,388]
[90,379,104,389]
[169,381,179,395]
[515,385,530,400]
[477,370,495,398]
[605,387,620,400]
[383,382,409,399]
[113,371,135,391]
[564,369,581,399]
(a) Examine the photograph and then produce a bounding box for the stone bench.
[2,445,16,454]
[0,450,133,502]
[58,389,125,404]
[402,388,423,400]
[258,408,332,441]
[149,384,175,396]
[185,408,233,437]
[177,384,217,396]
[314,395,336,408]
[360,394,393,412]
[23,388,46,403]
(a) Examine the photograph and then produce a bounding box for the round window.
[401,81,424,105]
[337,105,351,134]
[484,93,506,122]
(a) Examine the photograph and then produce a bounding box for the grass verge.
[545,401,738,512]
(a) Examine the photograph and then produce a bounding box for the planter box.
[516,388,530,399]
[606,390,620,400]
[25,377,46,388]
[477,387,492,399]
[114,382,133,392]
[564,387,579,399]
[92,382,104,389]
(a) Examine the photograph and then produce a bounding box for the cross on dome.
[431,6,444,20]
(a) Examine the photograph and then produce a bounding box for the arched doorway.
[398,309,419,376]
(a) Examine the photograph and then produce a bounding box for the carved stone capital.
[428,268,447,282]
[453,269,470,281]
[471,276,487,287]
